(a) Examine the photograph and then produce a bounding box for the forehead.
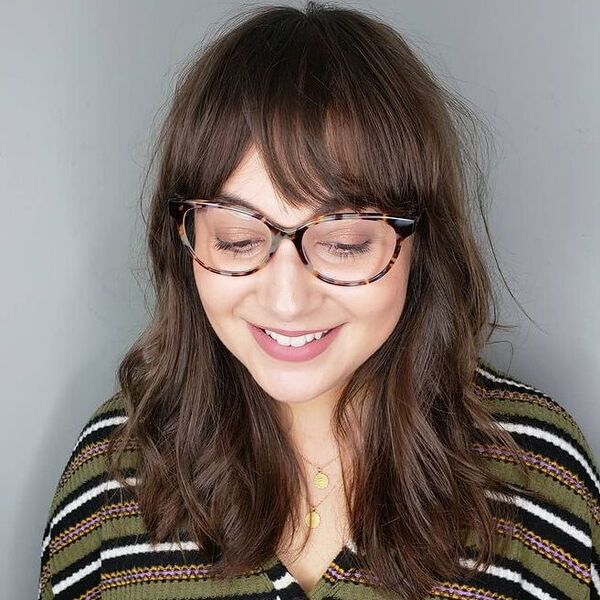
[215,148,374,228]
[212,191,353,227]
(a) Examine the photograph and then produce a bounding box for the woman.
[37,2,600,599]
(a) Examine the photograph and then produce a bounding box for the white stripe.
[52,558,101,595]
[100,541,199,560]
[485,489,591,547]
[73,416,128,450]
[460,557,558,600]
[476,367,548,396]
[498,421,600,495]
[50,477,137,531]
[41,532,50,555]
[591,562,600,597]
[272,571,297,590]
[49,486,204,598]
[42,468,136,556]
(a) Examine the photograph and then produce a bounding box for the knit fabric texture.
[37,361,600,600]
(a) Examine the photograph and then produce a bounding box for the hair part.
[108,2,542,597]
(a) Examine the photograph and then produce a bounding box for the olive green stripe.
[103,515,148,541]
[481,396,595,456]
[49,455,109,515]
[50,528,101,575]
[101,573,271,600]
[497,537,588,597]
[92,393,127,419]
[466,522,588,595]
[333,582,396,600]
[479,458,593,522]
[39,583,54,600]
[49,447,138,515]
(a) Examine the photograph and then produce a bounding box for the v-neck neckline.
[263,541,358,600]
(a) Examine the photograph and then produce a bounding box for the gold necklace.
[296,449,341,528]
[304,481,341,528]
[296,449,340,490]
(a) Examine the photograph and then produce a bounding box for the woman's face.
[194,146,414,408]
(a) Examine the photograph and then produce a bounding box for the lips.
[250,323,338,336]
[248,321,344,362]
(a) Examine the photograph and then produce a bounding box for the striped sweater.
[38,361,600,600]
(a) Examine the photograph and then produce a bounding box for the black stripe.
[488,495,591,565]
[462,546,575,600]
[498,414,600,496]
[71,423,124,456]
[52,549,100,593]
[475,365,552,400]
[50,473,107,525]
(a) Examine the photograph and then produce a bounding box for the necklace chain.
[296,448,340,471]
[296,448,342,529]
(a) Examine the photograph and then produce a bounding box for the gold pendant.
[313,470,329,489]
[305,508,321,528]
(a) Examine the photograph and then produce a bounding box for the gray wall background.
[1,1,598,597]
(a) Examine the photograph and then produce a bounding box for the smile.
[261,328,329,346]
[248,322,343,362]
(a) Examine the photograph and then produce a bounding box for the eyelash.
[213,238,373,258]
[213,239,261,256]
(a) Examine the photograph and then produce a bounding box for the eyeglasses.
[168,198,420,286]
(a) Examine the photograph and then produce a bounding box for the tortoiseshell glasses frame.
[168,198,421,287]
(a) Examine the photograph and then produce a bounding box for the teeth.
[263,328,330,347]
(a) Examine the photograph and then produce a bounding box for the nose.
[258,238,319,313]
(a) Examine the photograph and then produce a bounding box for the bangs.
[170,5,432,219]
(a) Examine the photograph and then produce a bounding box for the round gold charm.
[313,471,329,489]
[305,509,321,528]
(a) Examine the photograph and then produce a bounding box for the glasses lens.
[304,218,397,282]
[184,206,271,272]
[183,206,398,282]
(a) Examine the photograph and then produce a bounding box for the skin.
[193,145,415,591]
[193,145,415,459]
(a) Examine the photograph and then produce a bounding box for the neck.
[279,387,340,458]
[277,385,362,480]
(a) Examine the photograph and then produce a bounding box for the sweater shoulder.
[46,391,129,517]
[474,359,596,461]
[471,360,600,598]
[38,391,132,599]
[474,359,600,510]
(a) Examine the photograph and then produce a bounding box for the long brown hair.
[107,2,541,597]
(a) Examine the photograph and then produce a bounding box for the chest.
[276,489,350,595]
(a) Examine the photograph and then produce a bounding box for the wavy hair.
[107,2,542,597]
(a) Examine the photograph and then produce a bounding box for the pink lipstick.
[248,322,343,362]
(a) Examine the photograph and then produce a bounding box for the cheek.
[194,265,213,309]
[382,239,413,317]
[347,244,412,329]
[353,274,409,332]
[332,268,409,377]
[193,265,241,334]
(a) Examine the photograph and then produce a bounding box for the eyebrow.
[212,192,354,223]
